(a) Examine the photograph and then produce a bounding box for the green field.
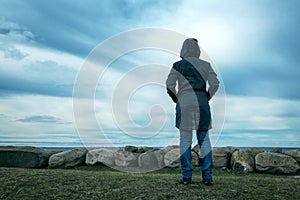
[0,166,299,200]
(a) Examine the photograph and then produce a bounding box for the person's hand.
[206,91,211,101]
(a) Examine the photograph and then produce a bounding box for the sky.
[0,0,299,148]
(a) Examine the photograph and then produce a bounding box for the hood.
[180,38,200,59]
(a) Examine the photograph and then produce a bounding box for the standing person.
[166,38,219,186]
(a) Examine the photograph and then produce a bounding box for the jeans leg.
[196,131,213,180]
[180,130,193,179]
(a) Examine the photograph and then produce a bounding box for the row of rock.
[212,146,300,174]
[0,146,299,174]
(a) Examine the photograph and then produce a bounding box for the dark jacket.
[166,38,219,131]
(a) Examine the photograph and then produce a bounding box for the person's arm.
[166,66,178,103]
[207,65,219,100]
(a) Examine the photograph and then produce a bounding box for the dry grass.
[0,166,299,200]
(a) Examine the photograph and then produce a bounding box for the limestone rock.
[164,148,180,167]
[192,144,200,156]
[284,149,300,164]
[246,148,264,159]
[271,147,282,153]
[114,150,137,167]
[192,151,200,166]
[212,146,238,168]
[85,148,115,166]
[49,148,87,168]
[136,146,154,153]
[138,149,165,170]
[124,145,138,153]
[255,152,300,174]
[0,146,50,168]
[162,145,179,154]
[230,150,254,173]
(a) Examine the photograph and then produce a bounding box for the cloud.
[0,0,180,56]
[0,19,81,97]
[1,1,300,148]
[16,115,71,124]
[0,59,77,97]
[215,95,300,147]
[0,17,35,44]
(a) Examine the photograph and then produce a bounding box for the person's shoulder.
[173,59,184,66]
[174,59,192,66]
[173,59,184,70]
[198,59,211,66]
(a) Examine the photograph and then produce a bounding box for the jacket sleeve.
[166,66,178,103]
[207,65,219,100]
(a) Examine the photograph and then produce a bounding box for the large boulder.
[271,147,282,153]
[162,145,179,154]
[246,148,264,159]
[192,151,200,166]
[114,150,137,167]
[192,144,200,156]
[284,149,300,164]
[0,146,50,168]
[255,152,300,174]
[164,148,180,167]
[85,148,115,166]
[163,145,199,167]
[138,149,165,170]
[49,148,87,168]
[212,146,238,168]
[136,146,155,153]
[230,150,254,173]
[124,145,138,153]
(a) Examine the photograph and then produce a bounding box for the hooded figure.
[166,38,219,131]
[166,38,219,186]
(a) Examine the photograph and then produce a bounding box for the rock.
[164,148,180,167]
[85,148,115,166]
[284,149,300,164]
[192,144,200,156]
[162,145,198,167]
[192,151,200,166]
[136,146,154,153]
[124,145,138,153]
[255,152,300,174]
[230,150,254,173]
[212,146,238,168]
[271,147,282,153]
[138,149,165,170]
[162,145,179,154]
[0,146,50,168]
[246,148,264,159]
[114,150,137,167]
[49,148,87,168]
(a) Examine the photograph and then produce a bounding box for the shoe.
[202,179,213,186]
[179,178,192,185]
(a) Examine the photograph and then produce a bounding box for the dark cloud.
[4,47,29,60]
[1,0,300,101]
[0,0,179,56]
[220,62,300,100]
[0,17,35,43]
[16,115,71,124]
[0,60,76,97]
[0,28,10,34]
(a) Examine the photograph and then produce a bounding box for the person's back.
[166,38,219,186]
[166,39,219,131]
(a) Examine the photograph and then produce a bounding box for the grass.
[0,166,299,200]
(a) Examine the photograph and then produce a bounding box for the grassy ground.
[0,166,299,200]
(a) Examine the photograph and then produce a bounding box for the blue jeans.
[180,130,213,180]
